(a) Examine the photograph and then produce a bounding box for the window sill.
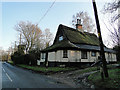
[63,57,68,58]
[91,56,96,57]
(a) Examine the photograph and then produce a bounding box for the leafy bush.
[23,54,37,65]
[11,51,24,64]
[11,47,38,65]
[28,49,40,60]
[29,54,37,66]
[24,54,30,65]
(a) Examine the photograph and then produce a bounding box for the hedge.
[11,52,37,65]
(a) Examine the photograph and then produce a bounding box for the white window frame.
[41,53,45,59]
[81,51,87,59]
[63,50,68,58]
[59,36,63,41]
[91,51,96,57]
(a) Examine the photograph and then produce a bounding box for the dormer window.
[91,51,96,57]
[59,36,63,41]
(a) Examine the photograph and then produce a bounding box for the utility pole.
[19,33,22,45]
[92,0,109,77]
[14,41,17,52]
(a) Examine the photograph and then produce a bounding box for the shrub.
[24,54,37,65]
[11,49,38,65]
[11,51,24,64]
[28,54,37,66]
[24,54,30,65]
[28,49,40,60]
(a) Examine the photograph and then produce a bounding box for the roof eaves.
[68,41,79,48]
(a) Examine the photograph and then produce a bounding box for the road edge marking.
[2,68,5,72]
[6,73,12,82]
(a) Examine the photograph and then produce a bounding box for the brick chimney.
[76,19,83,32]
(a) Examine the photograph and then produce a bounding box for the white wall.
[68,50,80,62]
[105,53,117,62]
[87,51,98,62]
[47,50,99,62]
[48,50,69,62]
[48,52,55,61]
[37,60,41,65]
[38,50,117,65]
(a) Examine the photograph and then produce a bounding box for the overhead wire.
[37,0,56,25]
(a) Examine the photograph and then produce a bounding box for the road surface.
[2,61,71,88]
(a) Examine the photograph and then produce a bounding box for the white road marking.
[6,73,12,82]
[2,68,5,72]
[17,88,20,90]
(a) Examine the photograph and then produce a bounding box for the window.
[71,51,75,57]
[108,53,112,61]
[81,51,87,59]
[111,54,112,60]
[59,36,63,41]
[108,53,110,60]
[91,51,96,57]
[63,50,68,58]
[41,53,45,59]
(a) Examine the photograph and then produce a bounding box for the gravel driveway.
[48,68,97,88]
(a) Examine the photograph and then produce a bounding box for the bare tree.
[0,48,8,61]
[72,11,95,33]
[103,20,120,46]
[103,0,120,46]
[43,28,53,48]
[103,0,120,22]
[0,47,3,60]
[103,0,120,62]
[14,21,42,53]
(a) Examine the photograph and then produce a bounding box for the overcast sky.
[0,0,113,50]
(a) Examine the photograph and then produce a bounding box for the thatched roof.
[41,24,115,53]
[61,24,99,45]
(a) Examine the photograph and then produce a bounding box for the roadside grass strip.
[17,64,77,74]
[7,60,14,65]
[88,68,120,88]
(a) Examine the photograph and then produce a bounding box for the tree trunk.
[45,52,48,67]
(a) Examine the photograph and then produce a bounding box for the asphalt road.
[2,62,71,88]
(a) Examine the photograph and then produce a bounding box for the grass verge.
[88,68,120,88]
[73,64,116,75]
[73,66,98,75]
[17,64,77,74]
[7,60,14,65]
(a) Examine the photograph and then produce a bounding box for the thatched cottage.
[38,21,116,66]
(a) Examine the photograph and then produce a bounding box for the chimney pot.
[76,19,83,32]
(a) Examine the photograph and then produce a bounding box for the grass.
[8,62,114,75]
[79,64,119,74]
[88,68,120,88]
[76,66,98,75]
[7,60,14,65]
[17,64,77,74]
[68,64,119,75]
